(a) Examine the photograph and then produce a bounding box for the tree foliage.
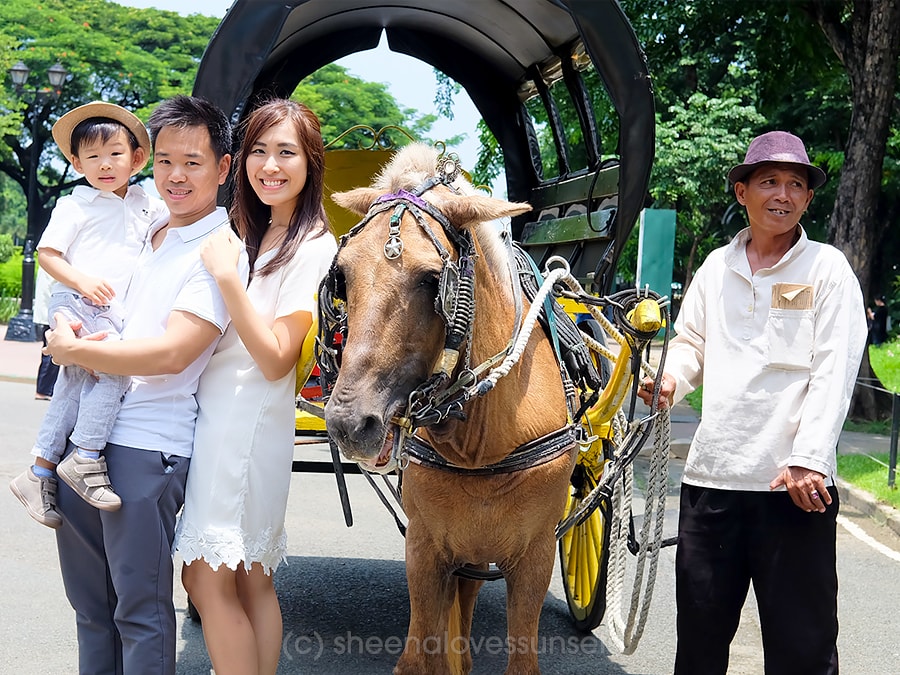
[0,173,26,238]
[618,0,900,302]
[616,0,900,420]
[0,1,434,246]
[804,0,900,301]
[650,93,765,286]
[294,63,439,150]
[0,0,220,241]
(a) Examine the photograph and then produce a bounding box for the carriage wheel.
[558,317,614,631]
[559,458,611,632]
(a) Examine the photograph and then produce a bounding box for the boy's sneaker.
[57,452,122,512]
[9,468,63,529]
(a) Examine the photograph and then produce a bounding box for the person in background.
[867,294,888,345]
[638,130,867,675]
[33,267,59,400]
[174,99,336,675]
[44,95,248,675]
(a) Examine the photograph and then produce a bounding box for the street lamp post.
[4,60,67,342]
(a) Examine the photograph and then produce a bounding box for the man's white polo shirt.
[107,207,248,457]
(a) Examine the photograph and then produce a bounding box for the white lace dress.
[174,232,337,574]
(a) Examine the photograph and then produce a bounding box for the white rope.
[604,403,670,654]
[603,410,632,648]
[467,255,672,653]
[536,258,671,653]
[473,266,568,395]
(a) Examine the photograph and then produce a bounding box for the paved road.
[2,378,900,674]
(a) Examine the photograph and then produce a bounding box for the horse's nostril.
[346,414,382,447]
[327,408,383,454]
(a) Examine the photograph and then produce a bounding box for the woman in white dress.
[173,99,337,675]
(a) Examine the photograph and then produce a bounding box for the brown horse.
[324,144,577,674]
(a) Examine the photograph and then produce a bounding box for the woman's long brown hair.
[230,99,330,277]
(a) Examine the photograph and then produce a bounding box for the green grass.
[843,417,892,436]
[683,386,703,414]
[869,341,900,393]
[0,252,23,298]
[836,452,900,510]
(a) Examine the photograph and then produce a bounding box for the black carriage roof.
[193,0,654,284]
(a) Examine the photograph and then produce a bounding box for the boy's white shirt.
[37,184,167,311]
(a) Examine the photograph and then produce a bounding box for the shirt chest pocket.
[765,308,815,370]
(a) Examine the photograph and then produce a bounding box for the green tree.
[617,0,900,421]
[0,0,220,244]
[0,172,26,238]
[294,63,432,149]
[618,0,900,298]
[619,0,847,262]
[0,233,14,263]
[650,93,765,287]
[805,0,900,301]
[294,63,458,151]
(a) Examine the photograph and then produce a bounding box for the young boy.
[9,101,166,528]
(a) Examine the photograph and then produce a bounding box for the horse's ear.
[436,194,532,228]
[332,187,382,216]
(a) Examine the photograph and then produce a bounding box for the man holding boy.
[46,95,247,675]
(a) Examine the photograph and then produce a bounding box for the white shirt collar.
[149,206,230,244]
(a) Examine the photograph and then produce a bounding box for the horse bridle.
[317,155,507,433]
[316,156,587,479]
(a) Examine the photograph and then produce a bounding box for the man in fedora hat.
[10,101,167,525]
[638,130,867,674]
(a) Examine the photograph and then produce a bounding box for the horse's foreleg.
[394,540,458,675]
[502,537,558,675]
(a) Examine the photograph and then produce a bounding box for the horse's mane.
[372,143,512,297]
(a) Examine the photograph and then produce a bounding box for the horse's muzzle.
[325,400,397,464]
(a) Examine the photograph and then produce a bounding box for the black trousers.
[674,484,839,675]
[35,324,60,397]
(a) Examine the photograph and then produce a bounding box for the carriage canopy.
[193,0,655,292]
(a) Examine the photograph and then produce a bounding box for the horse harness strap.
[402,424,578,475]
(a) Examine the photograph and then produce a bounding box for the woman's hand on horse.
[201,228,242,281]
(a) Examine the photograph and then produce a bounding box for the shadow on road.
[176,555,635,674]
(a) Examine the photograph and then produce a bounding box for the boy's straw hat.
[727,130,827,190]
[52,101,151,172]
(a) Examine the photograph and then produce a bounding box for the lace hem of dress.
[175,522,287,576]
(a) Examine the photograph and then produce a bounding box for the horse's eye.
[418,272,440,291]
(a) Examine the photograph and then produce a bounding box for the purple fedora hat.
[727,131,827,189]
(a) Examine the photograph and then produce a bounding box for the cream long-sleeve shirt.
[666,226,867,491]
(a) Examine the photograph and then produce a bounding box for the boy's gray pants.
[33,292,129,461]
